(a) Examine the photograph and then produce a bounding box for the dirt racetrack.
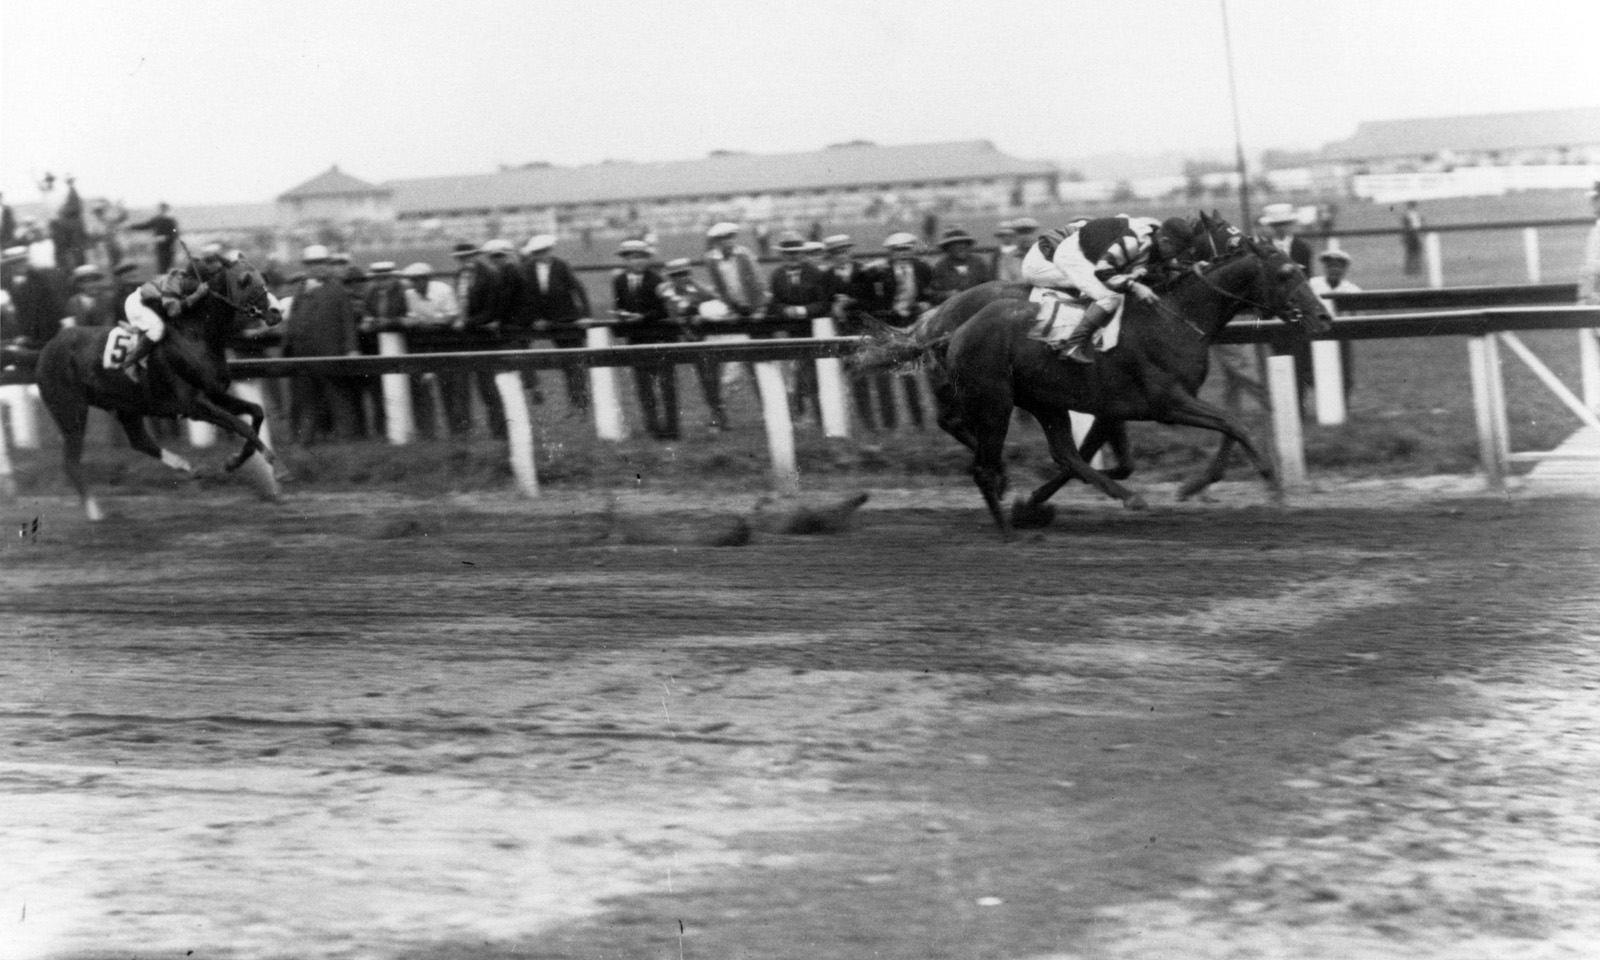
[2,478,1599,959]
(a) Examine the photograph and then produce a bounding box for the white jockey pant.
[1021,237,1122,312]
[122,291,167,341]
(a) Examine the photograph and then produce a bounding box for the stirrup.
[1064,341,1096,364]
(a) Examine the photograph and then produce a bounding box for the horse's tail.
[848,314,949,374]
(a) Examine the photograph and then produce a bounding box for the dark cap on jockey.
[1156,217,1198,260]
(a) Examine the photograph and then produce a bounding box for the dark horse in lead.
[926,235,1332,537]
[34,254,284,520]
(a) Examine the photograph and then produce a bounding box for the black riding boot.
[1062,302,1114,364]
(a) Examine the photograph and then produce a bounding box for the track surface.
[2,481,1599,959]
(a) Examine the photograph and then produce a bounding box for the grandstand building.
[277,140,1059,244]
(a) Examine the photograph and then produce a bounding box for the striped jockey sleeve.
[1093,234,1153,293]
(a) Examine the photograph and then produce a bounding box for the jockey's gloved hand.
[1130,282,1159,304]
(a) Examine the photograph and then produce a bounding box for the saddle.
[1025,288,1124,355]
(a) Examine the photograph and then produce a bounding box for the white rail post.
[0,399,15,499]
[1424,232,1444,289]
[0,385,40,449]
[186,418,217,447]
[1266,353,1307,491]
[1068,412,1107,469]
[1467,335,1507,488]
[1581,328,1600,415]
[376,331,415,445]
[753,360,800,495]
[810,315,850,438]
[493,369,539,497]
[230,379,274,450]
[1521,227,1542,284]
[584,322,627,441]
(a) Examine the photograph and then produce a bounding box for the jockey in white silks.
[1022,215,1196,363]
[119,268,211,369]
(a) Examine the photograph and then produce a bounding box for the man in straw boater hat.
[929,226,991,303]
[703,221,767,318]
[282,243,364,443]
[765,231,831,422]
[1309,248,1360,399]
[657,257,729,431]
[1257,202,1313,272]
[519,233,592,412]
[612,238,681,440]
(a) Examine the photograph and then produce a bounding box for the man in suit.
[702,222,766,318]
[462,239,517,436]
[658,258,728,432]
[823,234,893,431]
[612,239,678,440]
[129,202,180,272]
[1257,204,1315,394]
[283,245,363,444]
[766,232,832,422]
[519,234,591,411]
[1257,203,1313,271]
[871,232,934,328]
[867,232,935,427]
[929,226,992,303]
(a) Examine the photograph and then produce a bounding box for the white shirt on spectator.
[535,261,551,294]
[405,280,460,325]
[1309,275,1361,313]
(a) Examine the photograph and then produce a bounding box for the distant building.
[275,140,1059,245]
[1314,106,1600,201]
[277,165,394,227]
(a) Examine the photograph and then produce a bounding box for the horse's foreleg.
[116,412,195,475]
[184,393,270,472]
[1075,418,1135,481]
[1157,393,1279,499]
[1031,414,1146,511]
[202,390,275,471]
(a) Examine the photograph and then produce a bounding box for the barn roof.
[279,165,389,200]
[386,140,1057,214]
[1320,106,1600,161]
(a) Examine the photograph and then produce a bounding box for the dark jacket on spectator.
[929,254,992,303]
[64,289,114,328]
[765,261,833,321]
[285,278,359,356]
[519,256,590,327]
[864,257,934,322]
[363,276,409,324]
[612,267,674,343]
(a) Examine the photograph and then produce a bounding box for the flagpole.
[1220,0,1252,227]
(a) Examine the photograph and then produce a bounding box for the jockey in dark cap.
[1024,214,1198,363]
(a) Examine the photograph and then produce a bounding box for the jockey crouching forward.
[119,269,209,369]
[1023,215,1194,363]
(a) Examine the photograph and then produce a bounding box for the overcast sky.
[2,0,1597,206]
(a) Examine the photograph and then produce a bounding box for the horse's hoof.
[1124,494,1149,511]
[1010,499,1056,529]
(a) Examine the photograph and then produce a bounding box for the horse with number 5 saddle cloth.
[34,253,284,520]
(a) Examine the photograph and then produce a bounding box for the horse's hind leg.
[117,412,196,476]
[1177,435,1237,501]
[955,384,1014,539]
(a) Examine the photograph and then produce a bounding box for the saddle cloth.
[102,325,148,379]
[1025,288,1123,353]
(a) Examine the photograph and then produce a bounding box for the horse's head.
[1240,237,1334,335]
[192,253,282,332]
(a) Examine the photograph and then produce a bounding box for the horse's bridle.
[1188,246,1298,322]
[191,259,267,320]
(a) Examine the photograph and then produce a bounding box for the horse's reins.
[177,240,262,317]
